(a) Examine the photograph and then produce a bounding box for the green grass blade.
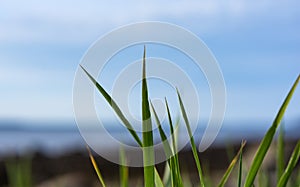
[296,169,300,187]
[277,124,285,182]
[87,145,106,187]
[218,140,246,187]
[244,75,300,187]
[80,65,142,147]
[150,101,173,158]
[141,46,155,187]
[162,163,172,187]
[258,169,269,187]
[165,98,177,154]
[120,146,128,187]
[165,98,183,187]
[5,157,32,187]
[277,141,300,187]
[177,89,205,187]
[155,167,165,187]
[150,102,176,186]
[238,141,244,187]
[21,157,32,187]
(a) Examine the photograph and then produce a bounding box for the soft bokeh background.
[0,1,299,186]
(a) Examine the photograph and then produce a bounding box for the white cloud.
[1,0,299,44]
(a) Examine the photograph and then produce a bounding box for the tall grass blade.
[218,140,246,187]
[80,65,142,146]
[150,101,176,186]
[141,46,155,187]
[150,101,173,158]
[238,141,244,187]
[177,89,205,187]
[162,163,172,187]
[244,75,300,187]
[277,124,285,182]
[86,145,106,187]
[165,98,177,154]
[165,98,183,187]
[155,168,165,187]
[120,146,128,187]
[277,141,300,187]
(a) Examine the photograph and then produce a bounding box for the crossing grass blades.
[81,47,300,187]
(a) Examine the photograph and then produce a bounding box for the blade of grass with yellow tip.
[177,89,205,187]
[218,140,246,187]
[86,145,106,187]
[277,141,300,187]
[80,65,142,147]
[244,75,300,187]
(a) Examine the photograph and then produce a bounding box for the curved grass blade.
[141,46,154,187]
[244,75,300,187]
[277,141,300,187]
[86,145,106,187]
[80,65,142,147]
[177,89,205,187]
[218,140,246,187]
[277,124,285,183]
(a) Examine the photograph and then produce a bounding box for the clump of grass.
[81,47,300,187]
[5,156,32,187]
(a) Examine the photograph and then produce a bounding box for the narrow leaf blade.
[80,65,142,146]
[120,146,128,187]
[177,89,205,187]
[277,124,285,182]
[218,140,246,187]
[244,75,300,187]
[277,141,300,187]
[155,167,165,187]
[87,145,106,187]
[165,98,183,187]
[141,46,155,187]
[238,142,244,187]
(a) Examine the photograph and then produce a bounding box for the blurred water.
[0,119,299,156]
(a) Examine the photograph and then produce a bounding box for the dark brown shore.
[0,140,299,187]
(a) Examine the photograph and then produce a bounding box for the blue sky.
[0,1,299,126]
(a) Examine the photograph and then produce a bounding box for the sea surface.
[0,119,299,156]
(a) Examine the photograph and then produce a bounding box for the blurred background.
[0,0,299,186]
